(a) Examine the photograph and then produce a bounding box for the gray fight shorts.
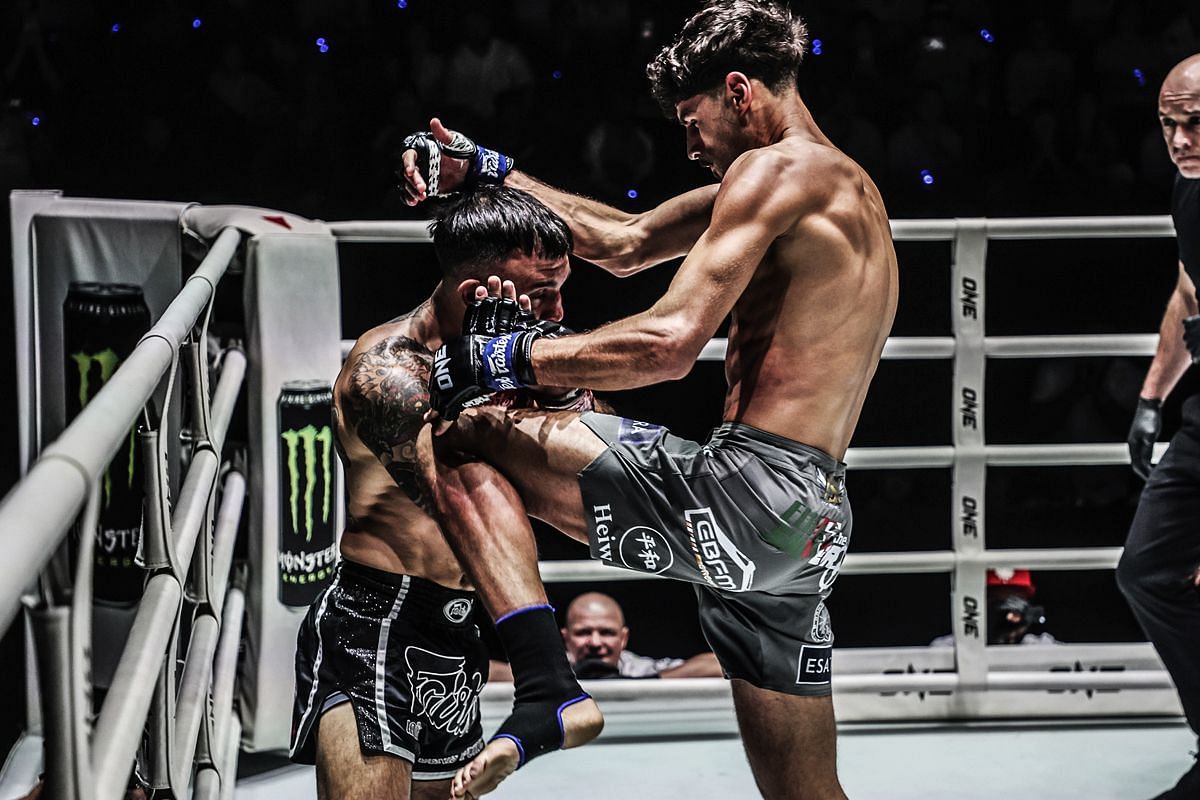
[577,413,851,696]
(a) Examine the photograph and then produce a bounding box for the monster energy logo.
[280,424,333,541]
[71,348,135,507]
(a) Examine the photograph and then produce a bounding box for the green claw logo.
[763,501,826,558]
[280,424,333,541]
[71,348,135,507]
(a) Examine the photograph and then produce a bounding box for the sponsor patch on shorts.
[618,526,674,574]
[443,598,473,624]
[683,507,756,592]
[617,418,663,446]
[796,645,832,685]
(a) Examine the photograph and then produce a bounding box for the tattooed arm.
[341,336,434,500]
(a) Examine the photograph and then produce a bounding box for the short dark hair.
[647,0,809,115]
[430,186,573,278]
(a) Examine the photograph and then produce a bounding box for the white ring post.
[950,220,989,705]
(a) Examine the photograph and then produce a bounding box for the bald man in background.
[488,593,720,682]
[562,593,722,679]
[1117,53,1200,800]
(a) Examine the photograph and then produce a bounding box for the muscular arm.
[506,171,717,277]
[1140,261,1198,401]
[658,652,723,679]
[341,336,433,499]
[523,149,813,390]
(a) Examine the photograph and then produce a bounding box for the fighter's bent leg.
[415,426,602,798]
[731,681,848,800]
[434,406,606,539]
[315,702,411,800]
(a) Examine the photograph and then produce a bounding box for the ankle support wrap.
[492,604,588,766]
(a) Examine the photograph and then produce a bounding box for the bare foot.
[450,698,603,798]
[450,737,519,799]
[561,696,604,748]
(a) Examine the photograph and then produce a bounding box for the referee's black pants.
[1118,395,1200,739]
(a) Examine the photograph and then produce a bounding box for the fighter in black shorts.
[402,3,897,797]
[289,186,601,799]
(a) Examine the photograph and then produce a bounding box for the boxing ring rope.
[0,226,247,798]
[0,205,1184,793]
[331,214,1185,711]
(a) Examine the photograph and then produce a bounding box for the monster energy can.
[63,281,151,602]
[277,380,339,606]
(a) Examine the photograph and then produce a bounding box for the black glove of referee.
[1127,397,1161,481]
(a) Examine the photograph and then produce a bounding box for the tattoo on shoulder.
[344,336,431,496]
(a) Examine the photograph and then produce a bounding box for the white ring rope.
[3,208,1184,788]
[3,219,247,799]
[329,214,1181,703]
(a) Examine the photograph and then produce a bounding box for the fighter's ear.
[725,71,753,114]
[457,278,483,305]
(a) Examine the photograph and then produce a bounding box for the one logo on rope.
[443,598,473,624]
[71,347,135,508]
[280,424,333,541]
[404,646,483,737]
[683,507,755,592]
[618,526,673,574]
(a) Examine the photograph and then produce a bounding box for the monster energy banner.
[277,380,339,606]
[63,282,151,602]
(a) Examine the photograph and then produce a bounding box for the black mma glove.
[1127,396,1161,481]
[400,128,514,196]
[1183,314,1200,363]
[463,295,527,337]
[462,295,577,340]
[429,330,542,421]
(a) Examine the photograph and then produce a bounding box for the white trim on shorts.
[289,571,338,759]
[375,574,413,759]
[412,769,460,781]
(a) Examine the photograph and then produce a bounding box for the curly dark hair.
[647,0,809,115]
[430,185,573,278]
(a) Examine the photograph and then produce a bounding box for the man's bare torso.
[333,309,472,589]
[722,138,897,458]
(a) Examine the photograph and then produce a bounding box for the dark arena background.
[2,0,1199,776]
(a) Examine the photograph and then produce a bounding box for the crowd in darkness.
[1,0,1198,221]
[3,0,1200,650]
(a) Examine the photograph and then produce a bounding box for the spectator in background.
[982,569,1056,645]
[1004,18,1074,120]
[582,114,657,203]
[1164,7,1200,68]
[441,6,533,130]
[488,591,722,681]
[931,570,1057,646]
[563,592,722,679]
[886,86,962,208]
